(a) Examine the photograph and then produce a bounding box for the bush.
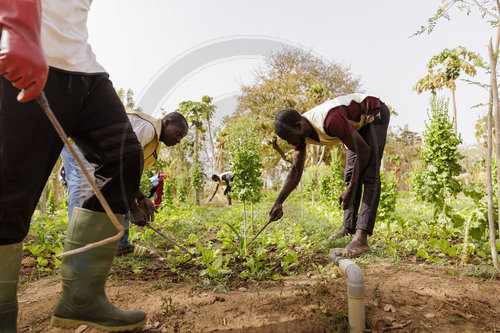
[377,173,398,221]
[410,96,463,215]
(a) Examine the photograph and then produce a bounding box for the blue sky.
[87,0,494,144]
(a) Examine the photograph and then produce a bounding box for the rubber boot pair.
[0,242,23,333]
[51,207,146,331]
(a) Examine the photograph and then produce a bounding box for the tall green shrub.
[162,177,174,208]
[229,122,264,240]
[189,161,204,203]
[377,173,398,221]
[411,96,463,217]
[176,176,188,203]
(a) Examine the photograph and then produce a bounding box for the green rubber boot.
[0,242,23,333]
[51,208,146,332]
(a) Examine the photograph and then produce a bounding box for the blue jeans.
[61,145,131,250]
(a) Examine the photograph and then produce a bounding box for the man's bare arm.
[208,183,220,202]
[339,131,371,209]
[269,146,306,221]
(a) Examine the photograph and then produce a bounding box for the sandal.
[329,246,370,258]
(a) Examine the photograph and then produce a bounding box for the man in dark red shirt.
[269,94,390,257]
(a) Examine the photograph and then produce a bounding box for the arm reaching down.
[338,130,371,210]
[208,183,220,202]
[269,145,307,221]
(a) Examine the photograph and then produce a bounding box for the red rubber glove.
[0,0,48,102]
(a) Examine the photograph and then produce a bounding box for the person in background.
[269,93,390,258]
[208,172,234,205]
[148,172,168,207]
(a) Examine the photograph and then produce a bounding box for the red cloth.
[153,178,164,206]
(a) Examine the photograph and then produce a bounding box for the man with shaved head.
[61,110,188,256]
[270,93,390,257]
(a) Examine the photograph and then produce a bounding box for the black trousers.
[0,68,143,244]
[342,103,390,235]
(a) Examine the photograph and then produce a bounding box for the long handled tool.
[251,220,273,241]
[35,92,124,257]
[146,223,194,264]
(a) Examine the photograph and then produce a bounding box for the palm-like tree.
[414,46,485,132]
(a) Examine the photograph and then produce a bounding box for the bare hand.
[130,202,147,226]
[338,188,355,210]
[138,197,158,222]
[269,203,283,221]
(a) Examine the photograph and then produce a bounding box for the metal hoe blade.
[146,223,194,264]
[251,220,273,241]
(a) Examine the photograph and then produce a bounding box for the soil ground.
[17,258,499,333]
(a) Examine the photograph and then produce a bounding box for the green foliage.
[229,124,264,205]
[282,250,299,275]
[139,168,155,195]
[175,96,216,160]
[162,176,174,208]
[26,187,497,284]
[319,148,345,203]
[176,176,188,203]
[198,248,232,280]
[414,46,485,94]
[412,1,499,37]
[47,190,56,216]
[176,96,215,134]
[302,165,318,202]
[189,161,204,191]
[411,96,463,214]
[377,173,398,221]
[24,211,66,271]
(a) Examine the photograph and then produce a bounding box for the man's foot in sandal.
[341,240,370,258]
[329,247,345,256]
[330,229,370,258]
[116,244,157,258]
[328,227,351,241]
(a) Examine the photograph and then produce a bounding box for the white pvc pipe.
[329,252,365,333]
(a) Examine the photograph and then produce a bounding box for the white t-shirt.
[128,115,156,147]
[41,0,105,73]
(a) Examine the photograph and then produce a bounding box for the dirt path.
[17,261,499,332]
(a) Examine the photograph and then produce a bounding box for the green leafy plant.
[411,96,463,219]
[318,148,345,204]
[377,173,398,221]
[229,119,264,244]
[162,176,174,208]
[198,248,232,280]
[282,250,299,275]
[176,176,188,203]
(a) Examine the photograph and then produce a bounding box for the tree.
[235,48,361,170]
[117,88,137,111]
[176,96,216,204]
[414,46,484,132]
